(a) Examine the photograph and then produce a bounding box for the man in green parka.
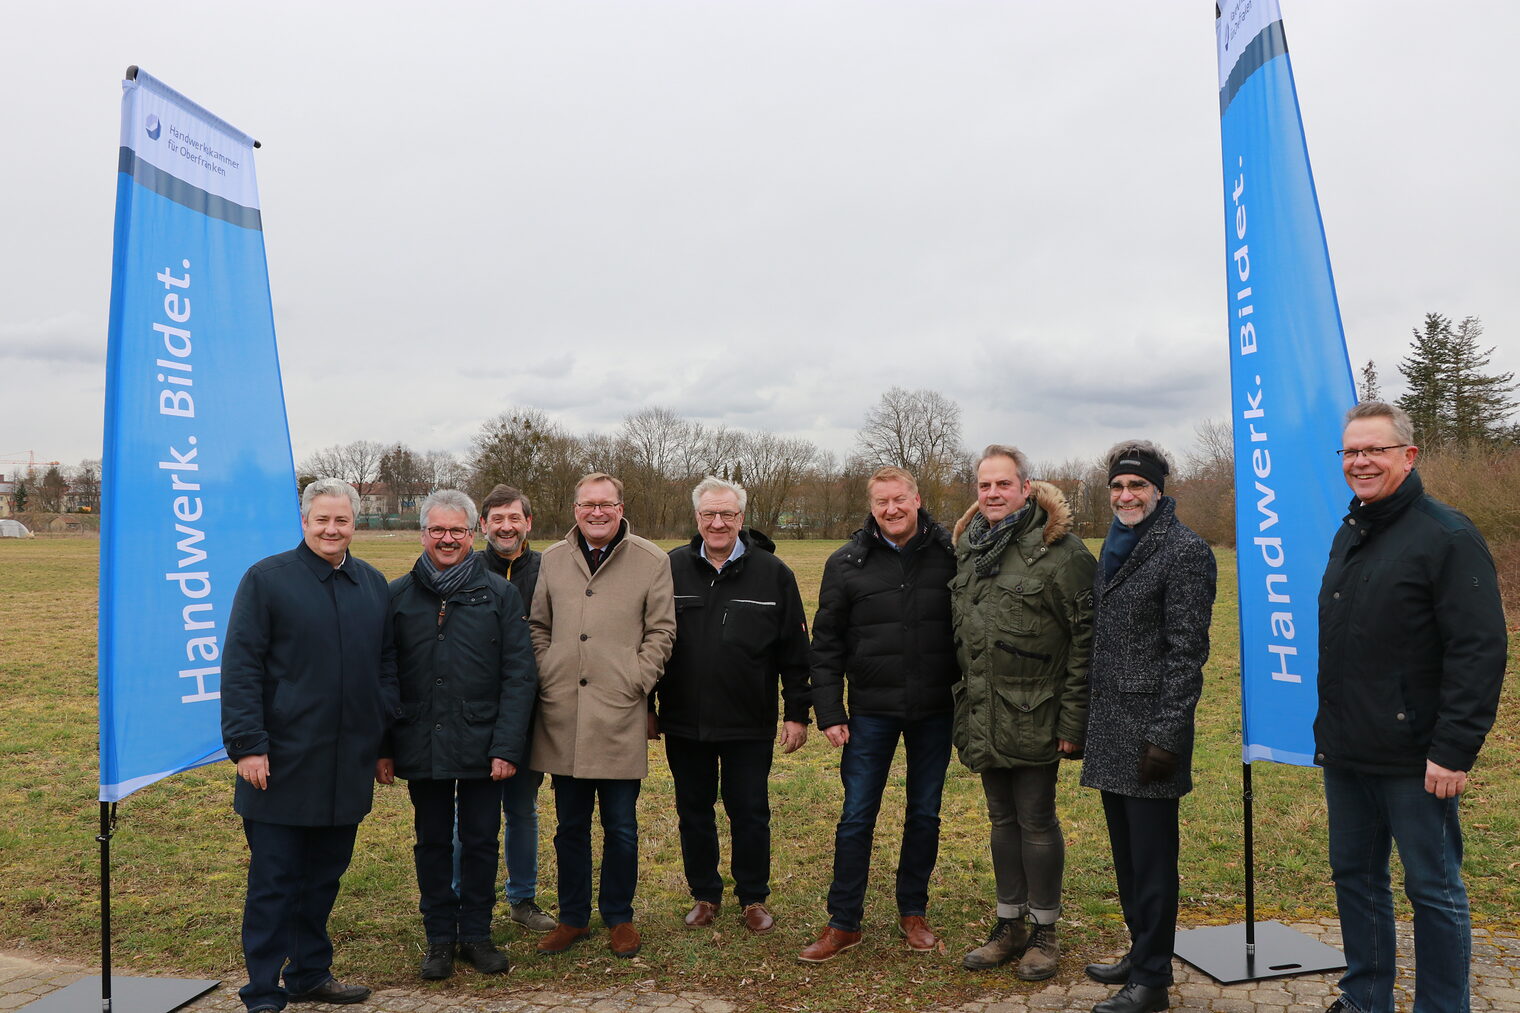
[950,444,1095,980]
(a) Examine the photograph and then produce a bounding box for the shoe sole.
[612,944,642,958]
[1016,964,1059,982]
[536,935,589,955]
[513,919,556,933]
[962,951,1020,970]
[797,938,861,963]
[742,922,776,935]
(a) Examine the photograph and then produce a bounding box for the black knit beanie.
[1108,446,1168,492]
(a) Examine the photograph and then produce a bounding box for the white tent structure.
[0,519,32,537]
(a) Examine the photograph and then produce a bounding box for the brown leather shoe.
[536,922,589,955]
[609,921,642,958]
[740,902,775,934]
[684,900,720,927]
[899,915,938,952]
[798,925,862,963]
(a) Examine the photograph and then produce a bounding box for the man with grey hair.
[222,478,398,1010]
[1316,401,1506,1013]
[1080,440,1215,1013]
[378,489,537,980]
[950,446,1094,981]
[652,476,811,934]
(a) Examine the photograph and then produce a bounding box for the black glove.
[1137,743,1178,785]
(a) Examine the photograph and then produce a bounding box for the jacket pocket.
[992,680,1057,762]
[722,600,779,657]
[993,577,1045,638]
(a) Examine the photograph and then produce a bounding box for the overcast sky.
[3,1,1516,479]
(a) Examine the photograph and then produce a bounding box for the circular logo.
[145,114,161,140]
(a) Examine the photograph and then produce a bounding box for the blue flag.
[1216,3,1356,766]
[99,69,298,802]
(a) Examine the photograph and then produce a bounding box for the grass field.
[0,533,1515,1011]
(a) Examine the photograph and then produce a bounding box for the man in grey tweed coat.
[1080,441,1216,1013]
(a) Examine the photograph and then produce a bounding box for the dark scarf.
[965,504,1034,577]
[416,548,483,598]
[1100,500,1165,582]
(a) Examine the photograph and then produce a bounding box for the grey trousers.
[981,763,1063,922]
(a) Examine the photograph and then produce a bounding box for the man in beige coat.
[529,472,676,959]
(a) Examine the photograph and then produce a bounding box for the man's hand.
[1426,760,1467,799]
[780,721,808,754]
[824,724,850,748]
[1058,739,1078,754]
[375,757,394,785]
[647,712,662,741]
[491,758,517,781]
[1137,743,1178,785]
[237,754,270,790]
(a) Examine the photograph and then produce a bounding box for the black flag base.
[20,975,219,1012]
[1174,920,1346,985]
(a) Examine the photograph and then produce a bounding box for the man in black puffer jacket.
[654,477,811,936]
[799,467,959,963]
[381,490,537,981]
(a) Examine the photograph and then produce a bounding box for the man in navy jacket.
[221,478,398,1011]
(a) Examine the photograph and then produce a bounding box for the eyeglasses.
[1108,480,1151,494]
[425,526,471,540]
[575,501,622,512]
[698,510,740,522]
[1335,445,1408,461]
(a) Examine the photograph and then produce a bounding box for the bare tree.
[853,387,966,521]
[35,465,69,512]
[70,459,101,512]
[299,440,385,502]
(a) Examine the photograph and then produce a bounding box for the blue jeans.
[551,775,640,928]
[826,711,953,933]
[449,768,544,904]
[1324,766,1470,1013]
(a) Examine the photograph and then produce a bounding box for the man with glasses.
[528,472,676,959]
[947,446,1095,982]
[380,489,536,980]
[653,477,811,935]
[1080,442,1215,1013]
[1316,402,1506,1013]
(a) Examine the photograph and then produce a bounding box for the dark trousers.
[409,777,502,943]
[550,775,640,928]
[239,819,359,1011]
[665,735,774,906]
[1100,791,1180,988]
[826,711,953,933]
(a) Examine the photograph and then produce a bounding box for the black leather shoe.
[420,941,455,980]
[1092,982,1170,1013]
[459,939,510,974]
[1085,954,1133,984]
[286,977,372,1004]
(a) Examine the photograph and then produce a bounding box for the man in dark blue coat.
[380,489,536,980]
[221,478,399,1012]
[1316,403,1507,1013]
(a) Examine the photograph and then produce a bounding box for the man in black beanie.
[1081,441,1216,1013]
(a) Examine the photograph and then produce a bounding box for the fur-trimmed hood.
[952,480,1075,546]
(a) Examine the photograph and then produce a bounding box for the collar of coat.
[840,508,952,567]
[684,526,777,562]
[1098,495,1179,590]
[951,480,1074,547]
[1343,467,1424,544]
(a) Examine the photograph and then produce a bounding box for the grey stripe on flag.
[1219,19,1288,116]
[117,147,262,231]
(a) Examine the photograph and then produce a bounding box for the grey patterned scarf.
[416,548,483,599]
[965,504,1034,577]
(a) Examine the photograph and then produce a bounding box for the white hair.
[301,477,359,518]
[691,475,747,512]
[419,488,479,530]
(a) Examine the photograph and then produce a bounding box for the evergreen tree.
[1444,316,1517,445]
[1397,313,1451,445]
[1358,359,1382,402]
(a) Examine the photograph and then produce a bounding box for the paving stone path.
[5,920,1518,1012]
